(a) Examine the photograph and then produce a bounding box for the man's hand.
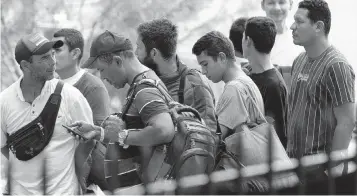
[68,121,100,141]
[101,115,126,132]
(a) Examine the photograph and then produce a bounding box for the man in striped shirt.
[288,0,355,178]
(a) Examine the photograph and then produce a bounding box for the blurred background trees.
[1,0,357,112]
[1,0,357,191]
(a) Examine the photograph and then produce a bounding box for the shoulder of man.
[76,71,108,91]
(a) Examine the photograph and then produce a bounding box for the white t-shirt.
[0,78,93,195]
[61,69,86,85]
[271,29,303,67]
[216,73,265,130]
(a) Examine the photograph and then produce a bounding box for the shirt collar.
[15,76,55,102]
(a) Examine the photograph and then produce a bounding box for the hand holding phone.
[62,124,88,141]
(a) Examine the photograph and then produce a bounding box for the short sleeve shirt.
[122,70,169,129]
[0,78,93,194]
[287,46,355,158]
[216,74,265,130]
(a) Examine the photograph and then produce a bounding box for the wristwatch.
[118,129,129,146]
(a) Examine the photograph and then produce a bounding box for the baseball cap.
[15,32,63,64]
[81,30,134,69]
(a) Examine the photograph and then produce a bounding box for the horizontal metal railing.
[4,135,357,195]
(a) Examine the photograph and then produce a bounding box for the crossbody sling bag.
[6,81,64,161]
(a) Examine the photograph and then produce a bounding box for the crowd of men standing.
[1,0,355,194]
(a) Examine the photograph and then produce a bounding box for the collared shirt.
[0,77,93,195]
[287,46,355,158]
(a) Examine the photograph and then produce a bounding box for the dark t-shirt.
[122,70,169,130]
[73,71,110,125]
[250,68,288,148]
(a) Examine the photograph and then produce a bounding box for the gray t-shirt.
[74,72,110,125]
[216,74,265,130]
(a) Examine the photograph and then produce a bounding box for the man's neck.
[56,64,80,80]
[248,52,274,74]
[304,37,331,59]
[127,60,151,85]
[157,57,178,76]
[20,75,46,102]
[222,62,245,83]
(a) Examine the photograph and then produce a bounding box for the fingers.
[68,121,84,128]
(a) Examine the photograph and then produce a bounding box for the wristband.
[99,127,105,142]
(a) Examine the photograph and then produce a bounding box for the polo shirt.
[0,77,93,194]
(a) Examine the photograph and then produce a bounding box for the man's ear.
[315,21,325,34]
[20,60,30,71]
[71,48,81,61]
[113,56,123,67]
[218,52,227,63]
[150,48,158,59]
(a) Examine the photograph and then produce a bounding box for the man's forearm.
[331,123,354,152]
[126,126,172,146]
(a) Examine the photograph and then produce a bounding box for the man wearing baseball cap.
[69,30,175,187]
[1,32,93,194]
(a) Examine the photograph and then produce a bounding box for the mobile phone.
[62,125,88,141]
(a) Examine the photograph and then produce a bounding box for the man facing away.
[0,33,93,194]
[67,30,175,183]
[288,0,355,179]
[229,17,250,74]
[135,19,217,131]
[242,16,288,148]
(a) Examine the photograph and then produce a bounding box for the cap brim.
[81,56,98,69]
[33,40,64,55]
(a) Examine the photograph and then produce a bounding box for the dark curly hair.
[137,18,178,59]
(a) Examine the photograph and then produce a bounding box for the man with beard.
[135,19,217,132]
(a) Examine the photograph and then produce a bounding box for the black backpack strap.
[178,66,190,104]
[120,70,151,119]
[178,67,216,105]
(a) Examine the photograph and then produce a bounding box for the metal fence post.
[327,149,335,195]
[42,155,47,195]
[297,147,305,194]
[6,159,11,195]
[267,125,275,195]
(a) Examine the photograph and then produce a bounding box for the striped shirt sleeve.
[134,87,169,125]
[325,62,355,107]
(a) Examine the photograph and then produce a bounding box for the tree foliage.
[1,0,261,111]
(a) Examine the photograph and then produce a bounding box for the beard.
[140,55,161,76]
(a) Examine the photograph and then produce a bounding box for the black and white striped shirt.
[287,46,355,158]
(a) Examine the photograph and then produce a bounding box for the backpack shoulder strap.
[138,79,173,104]
[178,66,190,104]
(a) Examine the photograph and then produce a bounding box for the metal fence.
[5,135,357,195]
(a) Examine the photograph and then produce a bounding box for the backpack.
[177,66,215,104]
[128,78,217,181]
